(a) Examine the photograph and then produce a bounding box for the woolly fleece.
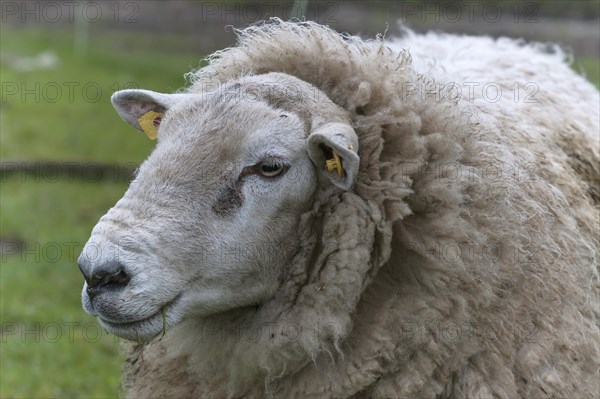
[122,20,599,398]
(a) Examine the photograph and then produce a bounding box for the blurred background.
[1,1,598,397]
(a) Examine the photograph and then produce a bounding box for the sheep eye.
[258,161,285,178]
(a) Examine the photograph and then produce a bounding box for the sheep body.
[121,21,599,398]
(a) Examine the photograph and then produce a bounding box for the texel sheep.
[78,19,599,398]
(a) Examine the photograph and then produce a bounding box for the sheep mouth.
[97,294,182,341]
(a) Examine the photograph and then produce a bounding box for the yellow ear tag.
[137,111,163,140]
[325,150,343,177]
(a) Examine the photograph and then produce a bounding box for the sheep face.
[78,74,359,341]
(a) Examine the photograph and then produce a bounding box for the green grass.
[1,25,201,398]
[0,26,203,162]
[1,180,128,398]
[1,23,598,399]
[575,56,600,88]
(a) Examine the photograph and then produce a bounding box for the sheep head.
[77,73,360,341]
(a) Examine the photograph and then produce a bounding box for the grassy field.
[1,24,598,399]
[0,26,200,398]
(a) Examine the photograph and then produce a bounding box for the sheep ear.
[111,89,193,139]
[307,123,360,190]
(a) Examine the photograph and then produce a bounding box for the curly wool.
[123,20,599,398]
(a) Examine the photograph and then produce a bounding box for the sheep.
[78,19,599,398]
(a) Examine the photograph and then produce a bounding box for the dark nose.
[79,261,130,300]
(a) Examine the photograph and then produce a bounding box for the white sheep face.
[78,75,359,341]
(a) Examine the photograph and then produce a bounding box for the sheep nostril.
[86,267,130,300]
[90,269,130,289]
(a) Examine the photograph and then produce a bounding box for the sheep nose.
[79,261,130,300]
